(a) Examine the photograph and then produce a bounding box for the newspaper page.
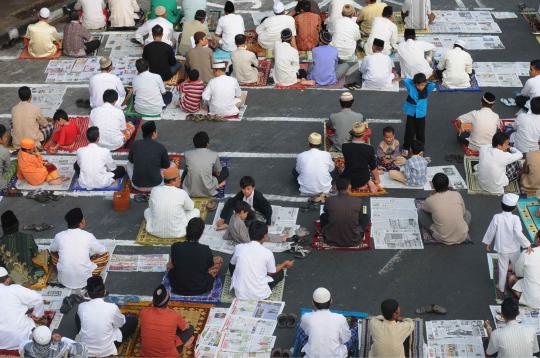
[223,315,277,336]
[423,166,468,191]
[105,33,143,58]
[108,254,168,272]
[31,85,67,117]
[491,12,517,19]
[473,62,530,87]
[229,299,285,321]
[46,56,136,85]
[430,11,501,33]
[426,337,485,358]
[207,307,230,329]
[40,286,72,311]
[489,305,540,335]
[371,198,424,249]
[219,331,275,353]
[426,320,487,340]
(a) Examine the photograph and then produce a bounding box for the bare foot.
[215,223,228,231]
[367,181,378,193]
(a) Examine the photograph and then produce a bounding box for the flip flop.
[271,348,282,357]
[415,304,447,314]
[281,349,292,358]
[285,313,298,328]
[23,223,54,232]
[277,314,288,328]
[292,246,311,259]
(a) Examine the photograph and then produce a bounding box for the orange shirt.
[295,12,322,51]
[139,306,190,358]
[16,150,47,186]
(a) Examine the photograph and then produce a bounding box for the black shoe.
[75,99,91,109]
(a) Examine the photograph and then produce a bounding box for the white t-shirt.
[513,112,540,154]
[521,75,540,110]
[364,17,398,56]
[75,0,106,29]
[133,71,166,115]
[300,310,351,358]
[330,17,361,61]
[457,107,500,151]
[230,241,277,300]
[397,39,435,79]
[89,103,127,150]
[76,143,116,189]
[256,14,296,50]
[273,41,300,86]
[437,47,473,89]
[215,13,245,52]
[88,72,126,108]
[202,74,242,116]
[296,148,335,195]
[478,145,523,194]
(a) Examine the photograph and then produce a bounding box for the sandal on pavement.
[295,227,310,238]
[277,314,288,328]
[134,194,149,203]
[23,223,54,232]
[292,245,311,259]
[415,304,447,314]
[271,348,283,357]
[281,349,291,358]
[285,314,298,328]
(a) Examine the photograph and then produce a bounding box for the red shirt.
[139,306,190,358]
[51,120,79,146]
[179,80,205,113]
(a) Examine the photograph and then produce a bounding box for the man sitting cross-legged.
[24,8,61,58]
[369,299,415,357]
[139,284,195,357]
[320,176,367,247]
[77,276,138,357]
[186,32,214,84]
[273,29,314,87]
[88,57,126,108]
[229,221,294,300]
[142,25,180,82]
[75,127,126,190]
[63,10,102,57]
[202,62,245,117]
[144,167,200,239]
[17,138,68,186]
[342,122,380,192]
[359,38,396,90]
[456,92,500,152]
[231,34,259,85]
[299,288,354,358]
[50,208,109,289]
[509,232,540,309]
[437,40,473,89]
[19,326,87,358]
[327,92,365,152]
[133,58,172,116]
[388,139,428,187]
[167,218,223,296]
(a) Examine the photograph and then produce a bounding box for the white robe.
[437,47,473,89]
[402,0,432,30]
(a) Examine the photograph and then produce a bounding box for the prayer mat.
[464,156,520,195]
[359,317,424,358]
[1,162,19,196]
[325,124,372,152]
[117,301,212,358]
[245,30,266,58]
[215,157,229,199]
[134,197,211,246]
[70,175,126,192]
[15,155,76,191]
[184,106,247,122]
[517,197,540,241]
[0,350,19,357]
[164,67,182,86]
[274,84,308,89]
[522,12,540,33]
[311,221,371,251]
[394,12,431,34]
[350,185,387,197]
[292,307,366,357]
[239,59,272,87]
[220,271,285,304]
[163,273,223,304]
[434,67,481,92]
[124,95,161,118]
[298,63,347,89]
[43,116,90,153]
[128,153,182,194]
[213,48,231,62]
[118,117,142,152]
[299,50,313,62]
[19,46,62,60]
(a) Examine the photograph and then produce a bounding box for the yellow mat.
[394,13,431,34]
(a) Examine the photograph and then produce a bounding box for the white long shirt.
[75,0,106,30]
[202,74,241,116]
[256,14,296,50]
[78,298,125,357]
[89,72,126,108]
[521,75,540,110]
[437,47,473,89]
[331,17,361,61]
[513,112,540,154]
[133,70,166,115]
[359,52,394,89]
[300,309,351,358]
[215,13,245,52]
[273,41,300,86]
[90,103,127,150]
[109,0,140,28]
[0,284,44,350]
[486,321,539,358]
[296,148,335,195]
[478,145,522,194]
[482,212,530,254]
[365,17,398,56]
[326,0,355,33]
[402,0,431,30]
[230,241,276,300]
[144,185,200,238]
[135,16,175,46]
[397,39,435,79]
[513,249,540,308]
[50,228,107,289]
[76,143,116,189]
[457,107,500,151]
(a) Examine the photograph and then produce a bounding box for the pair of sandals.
[271,348,292,357]
[500,98,517,107]
[26,190,59,203]
[23,223,54,232]
[289,243,311,258]
[277,313,298,328]
[415,304,447,315]
[345,82,362,91]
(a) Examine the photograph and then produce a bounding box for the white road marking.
[0,83,88,88]
[454,0,467,9]
[474,0,486,8]
[218,152,297,158]
[384,0,404,6]
[378,249,406,275]
[246,117,401,123]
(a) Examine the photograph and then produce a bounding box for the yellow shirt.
[368,316,414,358]
[25,21,61,58]
[358,2,387,34]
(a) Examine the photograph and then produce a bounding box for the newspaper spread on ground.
[108,254,169,272]
[370,198,424,249]
[426,337,485,357]
[430,11,501,33]
[40,286,73,330]
[45,57,137,85]
[31,85,67,117]
[491,12,517,19]
[473,62,530,87]
[423,166,468,191]
[489,305,540,335]
[426,320,487,340]
[412,35,504,60]
[105,33,143,58]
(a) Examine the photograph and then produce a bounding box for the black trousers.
[84,40,101,55]
[74,162,126,180]
[228,263,284,289]
[403,115,426,151]
[177,325,195,353]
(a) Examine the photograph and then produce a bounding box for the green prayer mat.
[220,271,285,304]
[464,156,520,195]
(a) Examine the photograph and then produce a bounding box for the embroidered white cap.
[340,92,353,101]
[312,287,331,304]
[39,8,51,19]
[308,132,322,145]
[273,1,285,13]
[454,39,466,49]
[502,193,519,207]
[212,62,226,69]
[0,267,7,278]
[33,326,52,345]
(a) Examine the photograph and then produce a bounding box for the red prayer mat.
[311,221,371,251]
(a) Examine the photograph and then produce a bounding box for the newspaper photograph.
[426,320,487,340]
[230,299,285,321]
[426,337,485,358]
[224,315,277,336]
[489,305,540,335]
[423,166,468,191]
[220,331,275,353]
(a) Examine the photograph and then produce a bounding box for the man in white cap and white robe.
[88,56,126,108]
[135,6,175,46]
[359,38,395,90]
[256,1,296,50]
[19,326,87,358]
[294,133,335,196]
[273,29,315,87]
[75,0,107,30]
[0,267,46,350]
[437,40,473,89]
[24,8,62,58]
[299,287,352,358]
[364,5,398,56]
[482,193,533,302]
[202,62,244,116]
[397,29,435,79]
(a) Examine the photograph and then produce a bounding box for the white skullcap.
[340,92,353,101]
[308,132,322,145]
[273,1,285,13]
[454,39,466,49]
[312,287,331,304]
[0,267,7,278]
[39,8,51,19]
[502,193,519,207]
[33,326,52,345]
[212,62,226,69]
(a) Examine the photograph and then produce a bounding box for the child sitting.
[223,200,251,243]
[482,193,532,303]
[178,69,205,113]
[377,126,405,171]
[17,138,68,186]
[49,109,80,152]
[388,140,428,187]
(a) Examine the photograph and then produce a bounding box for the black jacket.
[220,190,273,225]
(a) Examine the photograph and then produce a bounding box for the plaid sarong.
[506,160,521,183]
[295,323,359,356]
[40,123,55,143]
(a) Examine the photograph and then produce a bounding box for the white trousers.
[498,251,521,293]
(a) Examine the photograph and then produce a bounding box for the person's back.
[329,110,364,151]
[404,154,428,187]
[179,79,205,113]
[129,138,169,188]
[215,12,245,52]
[78,298,124,356]
[458,107,500,151]
[295,11,321,51]
[145,185,195,238]
[478,145,512,194]
[360,52,394,89]
[149,0,180,24]
[203,74,241,115]
[310,44,338,86]
[488,322,537,358]
[26,21,60,58]
[184,148,220,197]
[296,147,333,195]
[143,41,176,81]
[16,150,47,186]
[179,19,209,56]
[63,20,92,57]
[76,143,116,189]
[168,241,214,295]
[89,103,125,150]
[323,193,363,246]
[109,0,140,28]
[358,1,387,34]
[422,190,468,244]
[300,309,350,357]
[231,241,275,300]
[256,14,296,50]
[342,141,376,187]
[366,17,397,55]
[187,46,214,83]
[89,72,124,108]
[369,316,414,357]
[76,0,106,29]
[133,70,166,115]
[397,38,434,79]
[439,46,472,88]
[274,41,299,86]
[11,101,46,149]
[140,306,188,357]
[331,17,360,60]
[513,112,540,154]
[231,48,259,84]
[514,248,540,308]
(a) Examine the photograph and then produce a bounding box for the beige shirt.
[187,46,214,83]
[358,2,387,34]
[231,48,259,84]
[25,21,61,58]
[421,190,469,245]
[178,20,210,56]
[458,107,500,151]
[368,316,414,358]
[521,150,540,195]
[11,101,49,148]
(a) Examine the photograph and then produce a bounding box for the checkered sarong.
[506,161,521,183]
[40,123,55,143]
[296,324,358,356]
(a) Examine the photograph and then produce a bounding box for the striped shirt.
[486,321,539,358]
[179,80,205,113]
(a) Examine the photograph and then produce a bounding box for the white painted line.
[474,0,486,8]
[378,249,406,275]
[219,152,297,158]
[246,117,401,123]
[225,193,309,202]
[0,83,88,88]
[0,56,19,60]
[454,0,467,9]
[384,0,404,6]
